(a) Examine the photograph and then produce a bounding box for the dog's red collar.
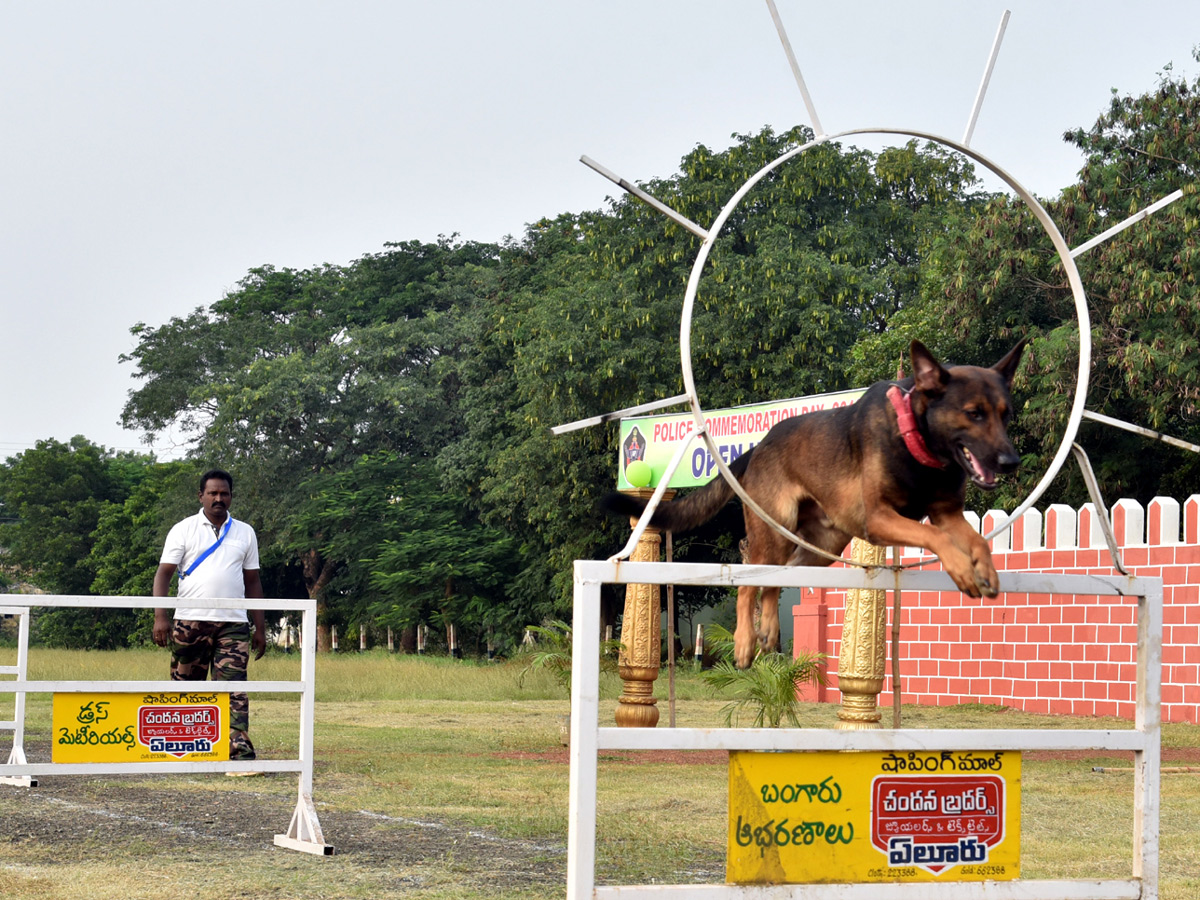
[886,385,946,469]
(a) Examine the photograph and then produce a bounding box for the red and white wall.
[793,495,1200,724]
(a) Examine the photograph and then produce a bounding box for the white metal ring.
[678,128,1091,552]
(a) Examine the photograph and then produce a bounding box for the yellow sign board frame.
[727,750,1020,883]
[52,692,230,763]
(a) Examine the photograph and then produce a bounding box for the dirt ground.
[0,743,570,895]
[4,743,1190,894]
[0,745,735,895]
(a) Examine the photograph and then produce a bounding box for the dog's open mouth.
[959,446,998,489]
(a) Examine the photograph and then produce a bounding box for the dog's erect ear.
[991,336,1030,389]
[910,341,950,395]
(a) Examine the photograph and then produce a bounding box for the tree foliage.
[120,239,505,647]
[850,51,1200,508]
[89,460,193,598]
[0,437,132,595]
[0,438,169,648]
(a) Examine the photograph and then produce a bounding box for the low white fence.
[0,594,330,855]
[568,562,1163,900]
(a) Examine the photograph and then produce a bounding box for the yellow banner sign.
[52,692,230,763]
[727,750,1020,883]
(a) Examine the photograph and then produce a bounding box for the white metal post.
[13,608,28,753]
[274,599,331,855]
[567,562,602,900]
[1133,580,1163,899]
[962,10,1011,147]
[0,608,33,786]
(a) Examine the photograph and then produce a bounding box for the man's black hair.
[199,468,234,493]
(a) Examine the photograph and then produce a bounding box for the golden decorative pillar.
[615,489,673,728]
[835,538,889,730]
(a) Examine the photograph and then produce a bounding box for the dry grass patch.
[3,651,1200,898]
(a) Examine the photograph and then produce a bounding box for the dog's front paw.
[973,560,1000,598]
[944,551,984,598]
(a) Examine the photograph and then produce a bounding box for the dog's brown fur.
[604,339,1028,668]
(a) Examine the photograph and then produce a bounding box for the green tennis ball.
[625,460,653,487]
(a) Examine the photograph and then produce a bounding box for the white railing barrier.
[0,594,331,856]
[569,562,1162,900]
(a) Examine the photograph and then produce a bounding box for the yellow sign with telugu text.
[727,750,1020,884]
[52,692,230,763]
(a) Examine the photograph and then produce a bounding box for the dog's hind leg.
[733,516,798,668]
[733,583,762,669]
[757,586,782,656]
[732,584,783,668]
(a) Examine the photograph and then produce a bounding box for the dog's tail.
[600,449,753,533]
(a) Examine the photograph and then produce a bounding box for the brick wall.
[792,495,1200,723]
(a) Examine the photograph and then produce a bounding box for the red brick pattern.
[792,495,1200,723]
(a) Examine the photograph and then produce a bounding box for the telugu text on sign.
[52,692,230,763]
[727,750,1020,884]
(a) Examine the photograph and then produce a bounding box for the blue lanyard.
[179,517,232,580]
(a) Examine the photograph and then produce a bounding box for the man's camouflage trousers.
[170,619,251,748]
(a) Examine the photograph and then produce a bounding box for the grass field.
[1,648,1199,899]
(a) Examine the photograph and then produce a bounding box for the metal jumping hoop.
[674,128,1092,567]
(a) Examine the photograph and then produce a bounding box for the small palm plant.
[701,623,827,728]
[515,620,620,698]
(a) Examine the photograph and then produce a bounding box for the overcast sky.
[2,0,1196,460]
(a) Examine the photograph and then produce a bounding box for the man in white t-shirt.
[152,468,266,762]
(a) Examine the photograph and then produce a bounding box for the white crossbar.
[2,760,304,776]
[592,881,1140,899]
[0,680,304,694]
[597,727,1151,754]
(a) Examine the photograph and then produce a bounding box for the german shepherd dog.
[604,339,1028,668]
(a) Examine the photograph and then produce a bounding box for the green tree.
[459,128,985,621]
[1059,54,1200,501]
[850,52,1200,508]
[89,460,193,598]
[0,438,155,648]
[282,451,519,653]
[368,458,519,655]
[120,239,504,649]
[0,437,131,594]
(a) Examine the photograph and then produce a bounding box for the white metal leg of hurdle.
[0,595,332,855]
[568,561,1162,900]
[274,601,333,855]
[0,607,34,787]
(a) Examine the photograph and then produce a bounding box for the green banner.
[617,388,865,490]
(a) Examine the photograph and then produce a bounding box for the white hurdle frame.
[0,594,331,856]
[0,606,33,787]
[568,563,1163,900]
